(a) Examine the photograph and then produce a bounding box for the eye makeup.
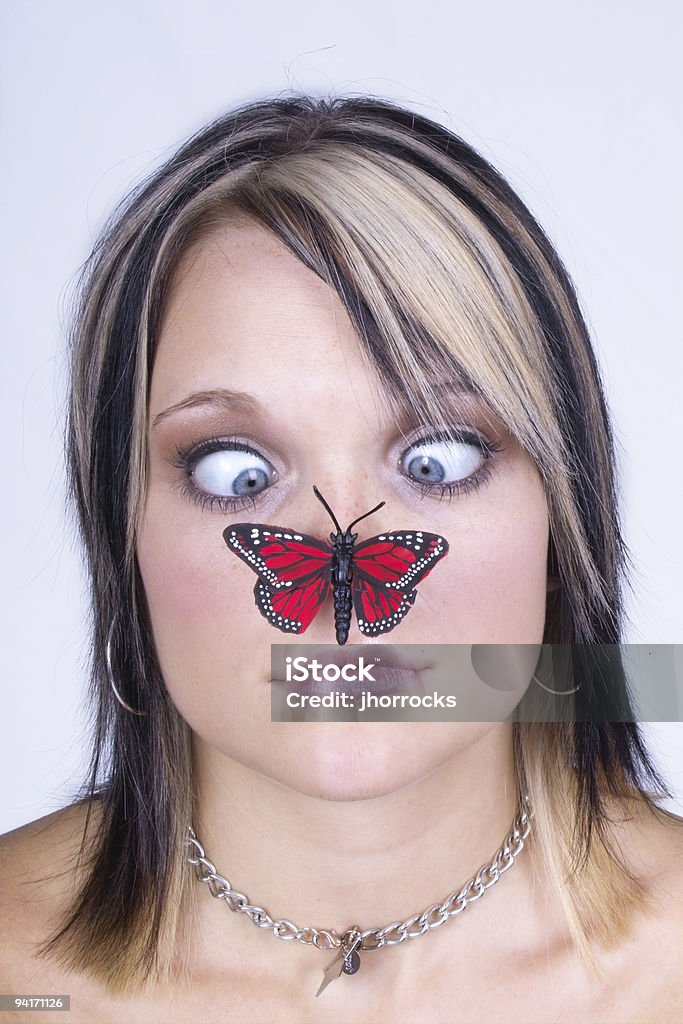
[168,435,279,514]
[397,427,505,502]
[166,424,506,515]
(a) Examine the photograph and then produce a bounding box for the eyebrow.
[151,381,484,430]
[151,388,266,428]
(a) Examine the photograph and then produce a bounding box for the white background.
[1,0,681,833]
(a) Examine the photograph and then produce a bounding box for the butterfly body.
[223,487,449,645]
[328,528,358,646]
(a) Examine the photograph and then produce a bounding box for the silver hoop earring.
[106,617,146,716]
[532,673,580,697]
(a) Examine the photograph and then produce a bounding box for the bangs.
[170,144,566,470]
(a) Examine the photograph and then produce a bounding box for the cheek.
[423,494,549,644]
[135,492,260,700]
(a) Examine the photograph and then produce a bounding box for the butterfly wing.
[223,524,333,634]
[254,574,331,634]
[351,531,449,637]
[352,575,418,637]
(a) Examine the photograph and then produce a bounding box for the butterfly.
[223,485,449,645]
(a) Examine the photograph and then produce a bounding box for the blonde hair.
[42,94,676,991]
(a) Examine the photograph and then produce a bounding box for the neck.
[184,724,538,989]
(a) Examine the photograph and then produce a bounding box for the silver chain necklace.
[187,793,533,998]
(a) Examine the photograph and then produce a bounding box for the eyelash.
[169,430,505,513]
[169,435,271,514]
[399,430,504,502]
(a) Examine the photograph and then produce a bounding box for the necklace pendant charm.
[315,947,346,997]
[342,947,361,974]
[315,927,362,997]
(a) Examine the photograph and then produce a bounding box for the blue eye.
[191,447,274,498]
[400,430,502,498]
[170,438,277,512]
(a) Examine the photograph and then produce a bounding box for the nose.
[312,484,386,536]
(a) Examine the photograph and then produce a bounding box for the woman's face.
[136,220,551,799]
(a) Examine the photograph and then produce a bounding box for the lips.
[300,643,430,674]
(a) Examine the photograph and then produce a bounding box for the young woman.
[1,95,681,1023]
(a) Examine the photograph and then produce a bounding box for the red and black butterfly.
[223,485,449,645]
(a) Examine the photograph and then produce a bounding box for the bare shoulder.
[0,798,99,901]
[0,799,91,899]
[0,800,101,994]
[608,794,683,897]
[607,793,683,936]
[596,795,683,1022]
[0,800,191,1024]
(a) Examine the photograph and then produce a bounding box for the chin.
[262,723,453,802]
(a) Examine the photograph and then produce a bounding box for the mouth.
[300,643,430,673]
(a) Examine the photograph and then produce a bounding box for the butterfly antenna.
[347,499,386,533]
[312,485,343,534]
